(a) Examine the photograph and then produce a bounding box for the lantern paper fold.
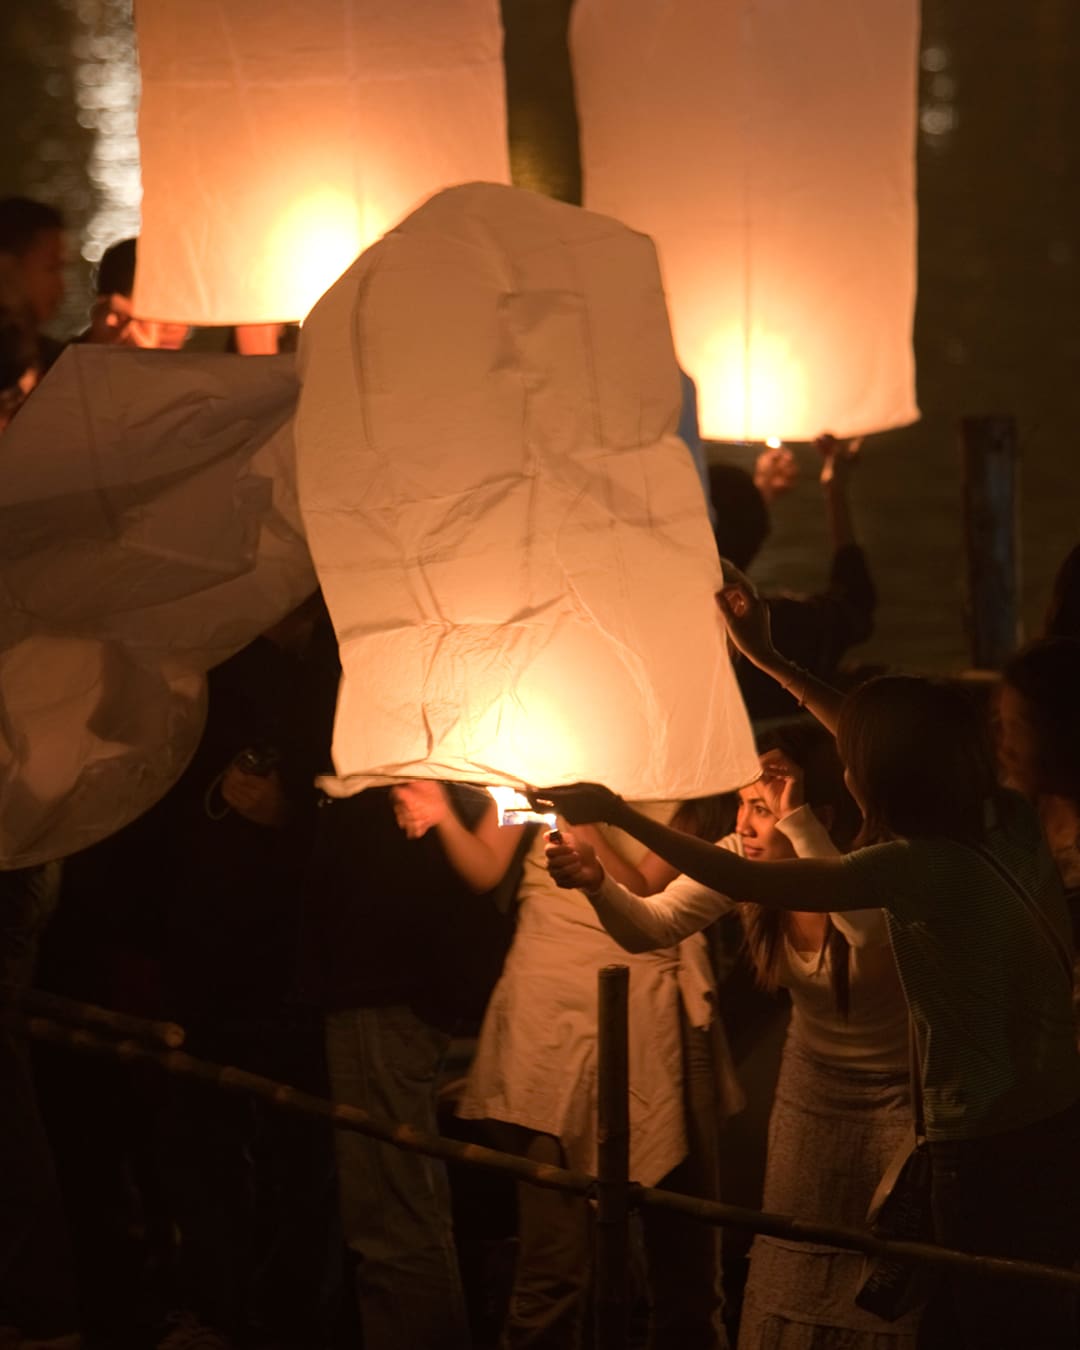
[0,347,316,867]
[571,0,920,442]
[296,182,759,800]
[132,0,511,325]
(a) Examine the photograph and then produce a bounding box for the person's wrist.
[605,794,630,827]
[583,863,607,897]
[774,658,811,708]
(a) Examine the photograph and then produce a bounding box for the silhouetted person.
[0,197,67,376]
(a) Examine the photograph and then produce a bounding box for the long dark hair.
[1002,638,1080,808]
[1045,543,1080,640]
[671,792,737,843]
[738,724,859,1016]
[837,674,1007,845]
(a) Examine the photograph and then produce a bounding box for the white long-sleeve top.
[589,806,909,1073]
[458,803,743,1186]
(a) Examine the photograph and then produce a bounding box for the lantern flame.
[266,188,387,321]
[699,325,809,445]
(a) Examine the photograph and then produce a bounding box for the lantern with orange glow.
[295,183,759,801]
[571,0,920,442]
[132,0,510,326]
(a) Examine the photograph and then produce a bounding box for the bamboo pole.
[0,984,184,1048]
[595,965,631,1350]
[17,1013,595,1197]
[633,1184,1080,1293]
[17,1007,1080,1295]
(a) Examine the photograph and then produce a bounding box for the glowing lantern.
[296,183,759,801]
[570,0,920,442]
[132,0,510,325]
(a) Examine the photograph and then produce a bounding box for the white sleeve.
[776,805,889,948]
[775,804,840,860]
[587,866,736,953]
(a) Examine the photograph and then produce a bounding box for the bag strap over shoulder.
[907,1017,926,1142]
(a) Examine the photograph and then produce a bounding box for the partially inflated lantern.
[0,347,314,867]
[571,0,920,442]
[132,0,509,325]
[295,183,759,800]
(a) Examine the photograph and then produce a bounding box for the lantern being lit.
[132,0,510,325]
[296,183,759,801]
[571,0,921,442]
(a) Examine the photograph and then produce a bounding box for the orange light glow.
[571,0,920,441]
[698,325,809,446]
[297,184,760,802]
[265,190,379,321]
[133,0,510,326]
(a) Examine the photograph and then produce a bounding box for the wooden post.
[960,415,1021,668]
[595,964,631,1350]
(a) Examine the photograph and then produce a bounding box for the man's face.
[18,227,66,325]
[88,292,189,350]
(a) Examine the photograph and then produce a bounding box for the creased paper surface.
[296,183,758,800]
[0,348,315,866]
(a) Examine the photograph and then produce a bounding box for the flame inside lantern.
[698,325,808,446]
[265,188,388,321]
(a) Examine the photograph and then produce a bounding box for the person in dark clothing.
[0,197,67,379]
[710,435,875,721]
[0,863,80,1349]
[1044,541,1080,640]
[298,695,526,1350]
[156,595,341,1350]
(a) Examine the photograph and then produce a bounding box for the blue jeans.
[325,1004,470,1350]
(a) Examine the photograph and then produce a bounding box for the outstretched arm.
[544,829,736,951]
[392,782,524,893]
[571,822,679,896]
[538,785,867,913]
[717,564,847,736]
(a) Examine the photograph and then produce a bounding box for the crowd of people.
[3,192,1080,1350]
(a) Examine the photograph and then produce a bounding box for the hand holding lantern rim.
[717,559,845,734]
[391,779,450,838]
[716,558,777,670]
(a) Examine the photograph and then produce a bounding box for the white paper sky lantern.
[132,0,510,325]
[571,0,920,443]
[0,348,314,867]
[296,183,759,801]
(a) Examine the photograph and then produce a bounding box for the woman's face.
[995,682,1040,798]
[736,785,796,861]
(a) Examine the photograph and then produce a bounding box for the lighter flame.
[488,785,557,829]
